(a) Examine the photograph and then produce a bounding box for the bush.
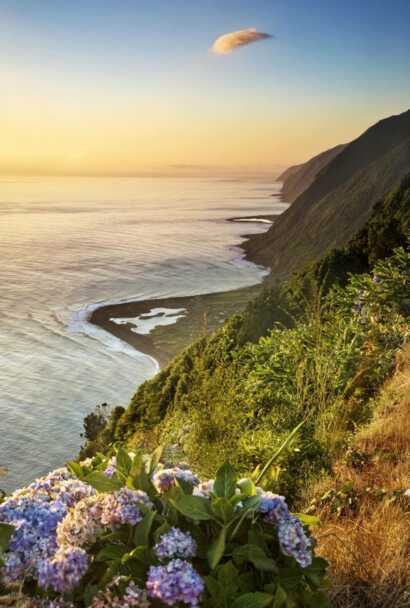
[0,447,329,607]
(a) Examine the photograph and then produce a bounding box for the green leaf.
[66,460,84,479]
[233,545,276,572]
[272,585,287,608]
[208,527,226,569]
[0,523,14,550]
[217,561,239,594]
[134,510,155,546]
[85,471,123,492]
[214,463,237,498]
[170,494,212,521]
[292,513,320,527]
[146,446,163,474]
[96,544,127,562]
[116,447,132,476]
[211,497,234,523]
[254,420,305,485]
[233,592,274,608]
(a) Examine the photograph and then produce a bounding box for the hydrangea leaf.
[232,591,274,608]
[170,494,213,521]
[84,471,123,492]
[207,526,226,569]
[214,463,237,498]
[0,523,14,551]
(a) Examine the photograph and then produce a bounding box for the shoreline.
[89,215,275,368]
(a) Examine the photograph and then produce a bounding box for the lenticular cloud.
[211,28,272,55]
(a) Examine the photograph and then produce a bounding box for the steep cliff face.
[246,109,410,282]
[278,143,347,203]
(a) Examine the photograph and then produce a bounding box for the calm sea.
[0,176,286,492]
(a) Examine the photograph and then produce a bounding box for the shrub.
[0,447,329,607]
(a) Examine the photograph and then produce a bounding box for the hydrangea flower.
[277,516,312,568]
[257,490,289,523]
[38,546,88,593]
[57,488,152,548]
[104,456,117,478]
[256,490,312,568]
[90,576,149,608]
[0,468,94,584]
[193,480,214,498]
[152,467,199,493]
[100,488,152,527]
[147,559,204,606]
[154,527,197,561]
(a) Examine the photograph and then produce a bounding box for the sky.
[1,0,410,177]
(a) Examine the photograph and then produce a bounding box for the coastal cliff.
[244,109,410,281]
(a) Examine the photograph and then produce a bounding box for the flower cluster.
[90,577,149,608]
[0,468,94,584]
[57,488,152,548]
[154,527,197,561]
[257,490,312,567]
[147,559,204,606]
[38,546,89,593]
[0,451,319,607]
[152,467,199,493]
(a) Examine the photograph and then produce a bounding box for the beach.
[89,214,278,367]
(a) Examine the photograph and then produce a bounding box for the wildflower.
[154,528,197,561]
[38,546,88,593]
[147,559,204,606]
[152,467,199,493]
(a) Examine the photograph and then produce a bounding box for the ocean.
[0,176,286,492]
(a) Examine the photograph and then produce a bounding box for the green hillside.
[85,177,410,505]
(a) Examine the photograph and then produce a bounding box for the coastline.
[89,215,276,368]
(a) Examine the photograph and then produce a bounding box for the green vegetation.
[85,177,410,509]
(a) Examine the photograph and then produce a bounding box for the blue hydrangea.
[146,559,204,606]
[277,515,312,568]
[152,468,199,493]
[154,528,197,561]
[38,546,89,593]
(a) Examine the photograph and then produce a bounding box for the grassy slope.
[245,111,410,281]
[86,178,410,509]
[309,345,410,608]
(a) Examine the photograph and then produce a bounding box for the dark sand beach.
[90,214,275,367]
[90,284,261,368]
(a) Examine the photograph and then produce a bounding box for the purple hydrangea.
[152,467,199,493]
[100,488,152,527]
[90,577,149,608]
[104,456,117,478]
[257,490,289,523]
[193,480,214,498]
[154,528,197,561]
[146,559,204,606]
[0,468,94,584]
[38,546,88,592]
[256,490,312,568]
[277,516,312,568]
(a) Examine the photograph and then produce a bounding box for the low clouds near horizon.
[211,28,273,55]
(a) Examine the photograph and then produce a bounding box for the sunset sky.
[1,0,410,176]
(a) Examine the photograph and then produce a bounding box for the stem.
[255,420,305,485]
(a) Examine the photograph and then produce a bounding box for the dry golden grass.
[310,345,410,608]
